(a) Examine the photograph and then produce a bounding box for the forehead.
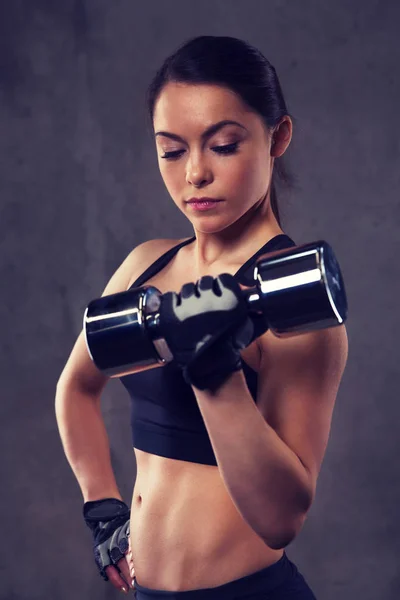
[153,82,254,129]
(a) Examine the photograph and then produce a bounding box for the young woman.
[56,36,348,599]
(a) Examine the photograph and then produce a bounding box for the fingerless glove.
[83,497,130,581]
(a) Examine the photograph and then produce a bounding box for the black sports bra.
[119,233,296,465]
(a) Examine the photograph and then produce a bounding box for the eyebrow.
[155,120,247,143]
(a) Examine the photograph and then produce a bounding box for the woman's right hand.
[83,498,135,594]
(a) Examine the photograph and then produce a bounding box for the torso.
[127,236,284,591]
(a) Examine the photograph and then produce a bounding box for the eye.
[160,142,240,161]
[214,142,240,155]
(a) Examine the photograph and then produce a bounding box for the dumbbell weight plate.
[250,240,348,337]
[83,285,167,377]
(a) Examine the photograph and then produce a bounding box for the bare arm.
[55,238,176,502]
[55,379,123,502]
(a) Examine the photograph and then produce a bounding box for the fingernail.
[121,587,127,594]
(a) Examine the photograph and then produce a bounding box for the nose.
[185,153,213,188]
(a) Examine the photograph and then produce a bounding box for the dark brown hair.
[146,35,297,227]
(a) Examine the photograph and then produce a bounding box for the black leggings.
[133,551,317,599]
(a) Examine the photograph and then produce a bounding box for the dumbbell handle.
[84,239,347,377]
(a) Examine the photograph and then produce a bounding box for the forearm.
[193,369,313,549]
[55,382,123,503]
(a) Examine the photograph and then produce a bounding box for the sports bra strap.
[128,233,295,289]
[129,236,196,289]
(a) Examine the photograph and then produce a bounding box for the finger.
[127,530,135,582]
[105,564,130,593]
[126,546,135,579]
[129,559,135,581]
[117,556,135,589]
[180,282,197,299]
[216,273,243,297]
[196,276,214,293]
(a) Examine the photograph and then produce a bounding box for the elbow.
[263,511,309,550]
[264,530,297,551]
[263,478,314,550]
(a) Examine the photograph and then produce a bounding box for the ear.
[271,116,293,157]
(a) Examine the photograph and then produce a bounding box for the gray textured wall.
[1,1,399,598]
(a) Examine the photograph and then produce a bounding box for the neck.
[189,191,283,270]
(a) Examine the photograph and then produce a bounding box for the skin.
[153,81,293,271]
[109,82,293,593]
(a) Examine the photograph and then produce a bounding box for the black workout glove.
[83,498,130,582]
[158,274,269,392]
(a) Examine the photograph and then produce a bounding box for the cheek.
[158,162,181,194]
[226,155,265,197]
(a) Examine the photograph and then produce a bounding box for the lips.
[186,198,224,211]
[187,197,222,203]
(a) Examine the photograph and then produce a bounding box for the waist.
[129,448,283,591]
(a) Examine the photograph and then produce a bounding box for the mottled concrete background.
[1,1,399,598]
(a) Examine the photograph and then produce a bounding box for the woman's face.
[153,83,278,232]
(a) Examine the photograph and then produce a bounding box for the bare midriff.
[129,447,283,592]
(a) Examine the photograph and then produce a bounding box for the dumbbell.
[84,240,347,378]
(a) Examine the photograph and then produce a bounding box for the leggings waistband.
[133,551,298,599]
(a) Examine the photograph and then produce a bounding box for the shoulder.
[125,237,192,290]
[131,237,192,271]
[58,238,192,393]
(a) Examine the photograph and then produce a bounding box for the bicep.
[57,329,108,396]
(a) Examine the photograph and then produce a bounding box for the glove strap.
[83,498,130,532]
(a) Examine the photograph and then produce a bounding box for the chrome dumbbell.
[84,240,347,378]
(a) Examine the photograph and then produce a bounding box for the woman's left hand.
[158,274,257,392]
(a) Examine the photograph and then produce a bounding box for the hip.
[133,551,317,599]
